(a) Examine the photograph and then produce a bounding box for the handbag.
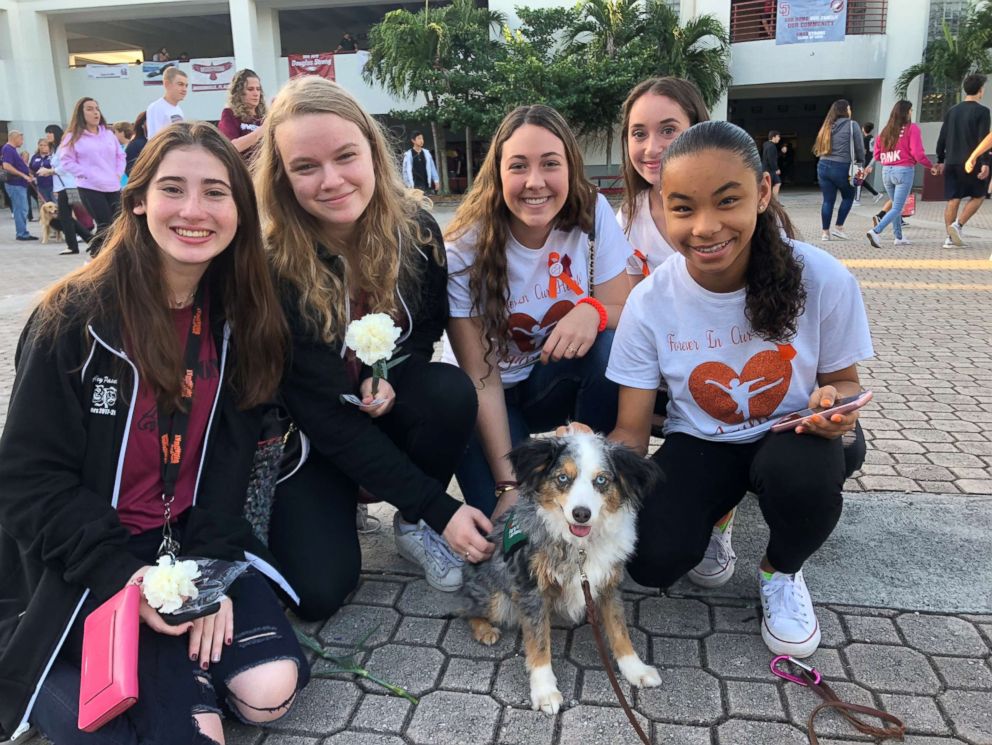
[54,172,83,207]
[901,193,916,217]
[847,121,863,186]
[78,584,140,732]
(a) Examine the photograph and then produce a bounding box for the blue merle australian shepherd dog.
[461,433,663,714]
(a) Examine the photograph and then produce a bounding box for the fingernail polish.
[191,653,198,662]
[226,637,232,645]
[201,661,208,670]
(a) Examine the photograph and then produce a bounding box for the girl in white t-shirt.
[617,77,709,279]
[446,105,633,517]
[604,121,873,659]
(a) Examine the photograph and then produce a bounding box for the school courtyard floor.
[3,191,991,745]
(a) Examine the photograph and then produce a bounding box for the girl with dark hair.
[46,123,95,255]
[813,99,864,242]
[618,77,709,277]
[0,121,309,744]
[866,100,931,248]
[219,69,267,160]
[602,120,873,659]
[254,76,486,609]
[445,104,633,518]
[59,97,126,257]
[126,111,149,176]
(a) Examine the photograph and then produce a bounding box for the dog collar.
[502,511,528,559]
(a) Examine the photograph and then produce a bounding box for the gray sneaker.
[393,512,464,591]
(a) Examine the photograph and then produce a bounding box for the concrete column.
[4,6,63,134]
[229,0,282,94]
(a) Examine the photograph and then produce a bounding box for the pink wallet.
[78,583,140,732]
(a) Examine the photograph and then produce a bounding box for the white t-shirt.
[447,193,631,384]
[616,190,676,275]
[606,240,874,443]
[146,97,185,138]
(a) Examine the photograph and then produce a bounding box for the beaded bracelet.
[577,297,608,333]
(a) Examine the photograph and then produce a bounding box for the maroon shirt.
[117,303,220,534]
[218,108,262,160]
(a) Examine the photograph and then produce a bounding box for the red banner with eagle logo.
[189,57,236,91]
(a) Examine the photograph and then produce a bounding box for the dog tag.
[502,512,528,559]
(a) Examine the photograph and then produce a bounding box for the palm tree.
[364,0,503,192]
[895,9,992,114]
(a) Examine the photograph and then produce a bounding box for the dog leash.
[770,655,906,744]
[578,549,652,745]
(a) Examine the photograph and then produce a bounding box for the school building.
[0,0,974,185]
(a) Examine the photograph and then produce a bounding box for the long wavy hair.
[662,121,806,343]
[33,121,287,411]
[63,97,108,149]
[879,100,912,151]
[446,105,597,363]
[813,99,851,157]
[227,68,268,122]
[619,77,709,229]
[255,75,430,344]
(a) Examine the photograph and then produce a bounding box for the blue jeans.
[4,183,30,238]
[872,165,914,240]
[455,330,619,515]
[817,160,856,230]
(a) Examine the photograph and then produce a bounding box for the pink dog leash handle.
[770,654,821,686]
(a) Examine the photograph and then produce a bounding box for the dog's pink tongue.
[569,524,592,538]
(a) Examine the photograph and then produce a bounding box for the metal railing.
[729,0,888,43]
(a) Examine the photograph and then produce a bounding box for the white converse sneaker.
[948,221,964,246]
[759,569,821,658]
[942,237,957,249]
[393,512,464,592]
[893,238,912,246]
[687,511,736,588]
[865,230,881,248]
[830,227,848,240]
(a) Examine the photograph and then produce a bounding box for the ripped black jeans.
[30,525,310,745]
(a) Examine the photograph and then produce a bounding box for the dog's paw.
[469,618,501,646]
[529,665,562,715]
[617,655,662,688]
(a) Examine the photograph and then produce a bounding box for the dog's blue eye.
[594,475,608,486]
[556,473,569,485]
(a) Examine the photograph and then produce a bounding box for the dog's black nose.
[572,506,591,524]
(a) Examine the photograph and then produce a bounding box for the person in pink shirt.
[866,100,932,248]
[58,97,126,257]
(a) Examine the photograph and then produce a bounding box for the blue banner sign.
[775,0,848,45]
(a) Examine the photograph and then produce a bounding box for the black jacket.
[279,211,463,534]
[0,290,288,740]
[761,140,779,173]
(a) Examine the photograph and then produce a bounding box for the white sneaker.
[759,569,821,658]
[688,511,736,588]
[393,512,464,592]
[948,222,964,246]
[830,228,848,240]
[820,231,830,241]
[893,238,912,246]
[865,230,881,248]
[942,237,957,249]
[872,193,884,204]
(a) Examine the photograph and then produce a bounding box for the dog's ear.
[608,444,663,508]
[508,438,564,491]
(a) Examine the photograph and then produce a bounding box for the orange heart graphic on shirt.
[508,300,574,352]
[687,350,792,425]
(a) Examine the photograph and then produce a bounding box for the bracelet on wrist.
[577,297,608,333]
[494,481,518,499]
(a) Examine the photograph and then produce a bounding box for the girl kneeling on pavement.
[254,76,492,610]
[604,121,872,658]
[0,122,309,744]
[445,104,634,519]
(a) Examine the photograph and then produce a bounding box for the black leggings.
[78,188,121,257]
[269,360,477,621]
[56,190,93,253]
[629,424,866,588]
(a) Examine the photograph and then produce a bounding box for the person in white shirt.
[616,77,710,280]
[146,66,188,138]
[598,121,873,660]
[445,105,633,518]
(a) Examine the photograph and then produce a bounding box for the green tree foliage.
[896,4,992,115]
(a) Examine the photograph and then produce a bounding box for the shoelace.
[419,525,464,571]
[762,574,808,622]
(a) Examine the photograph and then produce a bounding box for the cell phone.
[770,390,872,433]
[162,599,221,626]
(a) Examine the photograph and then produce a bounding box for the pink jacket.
[874,123,933,170]
[58,126,125,193]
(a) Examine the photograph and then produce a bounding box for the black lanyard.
[156,284,205,558]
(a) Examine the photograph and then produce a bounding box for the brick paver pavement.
[2,192,991,745]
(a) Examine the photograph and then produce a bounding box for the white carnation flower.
[142,556,201,614]
[345,313,401,366]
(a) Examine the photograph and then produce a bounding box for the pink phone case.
[770,390,873,433]
[78,583,140,733]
